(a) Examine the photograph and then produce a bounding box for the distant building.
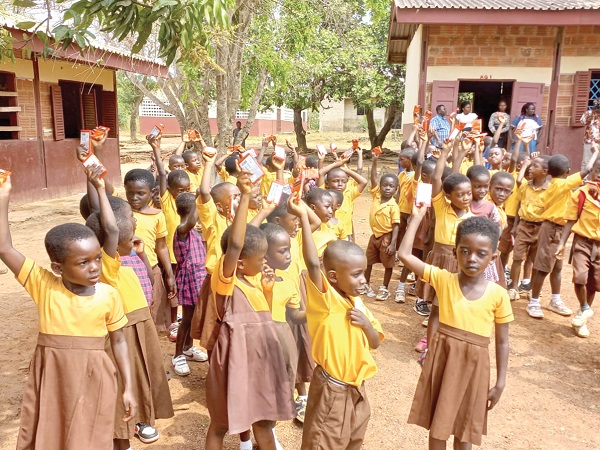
[319,99,387,132]
[387,0,600,166]
[139,98,307,137]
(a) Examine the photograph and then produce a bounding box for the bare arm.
[342,165,368,193]
[287,196,322,288]
[370,154,379,188]
[398,204,428,279]
[287,307,306,324]
[198,153,217,204]
[555,219,575,260]
[581,142,600,178]
[414,136,427,182]
[305,204,322,232]
[0,178,26,275]
[176,209,197,239]
[86,166,119,258]
[174,139,186,156]
[405,124,418,147]
[356,148,364,175]
[155,237,176,297]
[133,238,154,285]
[257,136,269,166]
[222,173,253,278]
[149,136,168,196]
[108,329,136,422]
[488,322,509,410]
[318,158,345,187]
[432,143,451,196]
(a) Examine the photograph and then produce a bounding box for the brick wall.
[15,78,36,140]
[562,26,600,57]
[427,25,556,67]
[556,74,574,126]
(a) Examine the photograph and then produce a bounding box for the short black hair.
[400,148,416,160]
[285,156,295,171]
[176,192,196,217]
[436,104,445,113]
[323,240,365,270]
[167,169,190,187]
[221,224,267,259]
[456,216,500,252]
[441,165,452,182]
[304,187,332,207]
[169,154,185,165]
[327,189,344,206]
[305,155,318,168]
[380,173,399,186]
[326,167,347,181]
[537,154,551,169]
[181,150,198,164]
[124,168,155,188]
[211,182,237,203]
[85,197,133,246]
[491,171,515,187]
[45,223,98,263]
[224,154,240,175]
[460,100,471,110]
[79,194,92,220]
[266,194,291,223]
[466,165,491,182]
[547,154,571,177]
[259,223,289,243]
[422,159,436,175]
[443,173,471,195]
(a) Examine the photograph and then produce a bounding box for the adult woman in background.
[511,102,543,153]
[455,101,478,131]
[488,100,511,148]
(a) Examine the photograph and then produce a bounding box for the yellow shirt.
[370,187,401,237]
[540,173,583,225]
[335,179,362,239]
[160,190,179,264]
[218,166,238,185]
[397,170,415,214]
[100,250,148,314]
[288,234,302,284]
[503,171,520,217]
[260,170,278,199]
[197,197,228,275]
[496,204,508,230]
[422,264,514,337]
[432,191,475,245]
[247,208,260,223]
[17,259,127,336]
[211,256,270,312]
[133,210,168,267]
[186,167,204,193]
[517,179,549,222]
[306,273,384,386]
[300,223,336,270]
[271,273,300,322]
[459,159,474,176]
[566,185,600,241]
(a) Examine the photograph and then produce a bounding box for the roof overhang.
[387,0,600,63]
[5,27,168,78]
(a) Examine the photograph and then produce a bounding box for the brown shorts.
[498,216,515,255]
[513,220,542,262]
[301,366,370,450]
[571,234,600,292]
[533,221,564,273]
[366,232,395,268]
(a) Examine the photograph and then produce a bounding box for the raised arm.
[222,172,253,278]
[414,134,427,182]
[370,153,379,189]
[257,136,269,166]
[174,138,187,156]
[0,177,26,275]
[398,204,428,280]
[318,158,345,187]
[492,114,505,145]
[76,144,101,215]
[581,142,600,178]
[488,112,498,134]
[176,205,198,239]
[342,165,368,193]
[198,152,216,204]
[356,147,364,175]
[432,141,451,197]
[287,195,322,288]
[149,136,167,196]
[86,165,119,257]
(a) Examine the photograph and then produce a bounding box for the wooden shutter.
[50,85,65,140]
[510,82,545,120]
[572,71,592,127]
[101,91,118,138]
[430,80,459,113]
[82,90,97,129]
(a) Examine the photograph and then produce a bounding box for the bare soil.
[0,136,599,449]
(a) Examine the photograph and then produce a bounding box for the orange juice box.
[82,153,108,178]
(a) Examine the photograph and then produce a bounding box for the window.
[140,98,174,117]
[589,71,600,109]
[0,72,19,140]
[356,106,366,116]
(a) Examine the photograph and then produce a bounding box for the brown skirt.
[273,320,299,398]
[289,271,315,383]
[190,274,221,352]
[17,334,117,450]
[408,324,491,446]
[415,243,457,302]
[150,265,170,333]
[105,308,174,439]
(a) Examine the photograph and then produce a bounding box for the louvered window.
[572,71,600,127]
[0,72,20,140]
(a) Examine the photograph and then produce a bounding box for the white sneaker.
[526,303,544,318]
[172,355,190,376]
[375,286,389,301]
[572,308,594,327]
[394,287,406,303]
[574,323,590,338]
[183,346,208,362]
[547,299,572,316]
[365,285,377,298]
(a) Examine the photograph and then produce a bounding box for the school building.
[0,12,166,202]
[319,98,387,133]
[387,0,600,167]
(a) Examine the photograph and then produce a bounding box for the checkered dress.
[121,252,153,304]
[174,230,207,306]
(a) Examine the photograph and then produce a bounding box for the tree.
[116,73,156,141]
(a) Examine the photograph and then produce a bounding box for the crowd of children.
[0,110,597,450]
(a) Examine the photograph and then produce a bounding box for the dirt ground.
[0,135,599,450]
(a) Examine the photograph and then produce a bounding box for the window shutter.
[50,85,65,140]
[82,90,98,129]
[572,71,591,127]
[430,80,459,114]
[101,91,118,138]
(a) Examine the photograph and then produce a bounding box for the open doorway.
[458,81,514,134]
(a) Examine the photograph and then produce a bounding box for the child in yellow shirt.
[182,150,204,192]
[288,195,383,450]
[364,152,400,301]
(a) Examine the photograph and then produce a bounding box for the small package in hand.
[82,153,108,179]
[342,148,354,160]
[91,126,110,141]
[291,171,306,200]
[0,169,12,185]
[372,146,383,156]
[203,146,218,157]
[238,153,264,184]
[243,147,258,158]
[472,119,482,133]
[149,123,165,138]
[413,105,421,124]
[330,142,338,153]
[273,145,286,161]
[317,144,328,157]
[415,182,432,207]
[282,184,292,195]
[268,135,276,143]
[352,139,359,150]
[228,196,236,221]
[266,181,286,204]
[80,130,91,152]
[446,122,466,142]
[297,155,306,170]
[188,129,201,141]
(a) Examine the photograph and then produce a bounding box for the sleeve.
[197,197,217,230]
[211,256,235,296]
[565,172,584,190]
[564,189,581,221]
[420,263,451,291]
[218,166,229,182]
[159,190,170,209]
[286,290,301,310]
[432,190,446,217]
[362,305,384,341]
[16,258,50,305]
[488,113,497,133]
[156,212,168,239]
[494,289,514,324]
[503,114,511,132]
[370,186,380,199]
[391,204,401,224]
[489,205,502,226]
[350,180,362,199]
[100,250,121,288]
[305,271,331,311]
[511,116,520,128]
[580,110,591,126]
[105,287,128,331]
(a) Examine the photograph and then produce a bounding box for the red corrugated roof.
[393,0,600,10]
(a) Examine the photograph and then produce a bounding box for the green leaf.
[15,21,37,30]
[12,0,37,7]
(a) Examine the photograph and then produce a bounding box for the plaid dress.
[121,252,153,304]
[174,230,207,306]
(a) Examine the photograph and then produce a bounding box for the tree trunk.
[236,68,268,146]
[293,107,308,152]
[366,103,400,148]
[129,92,143,141]
[366,108,378,148]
